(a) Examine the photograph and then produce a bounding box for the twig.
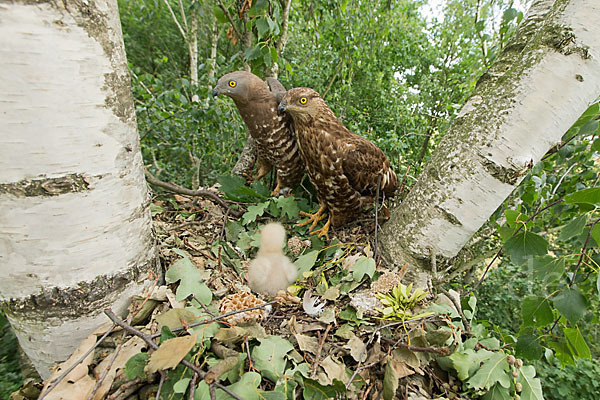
[374,174,381,261]
[209,383,216,400]
[322,59,344,99]
[310,324,332,378]
[569,216,600,287]
[103,310,206,379]
[216,0,242,40]
[156,371,166,400]
[150,300,279,339]
[38,325,116,400]
[169,217,209,231]
[162,0,187,40]
[189,371,199,400]
[144,169,243,218]
[380,337,451,356]
[346,315,438,388]
[438,287,471,334]
[464,199,564,296]
[107,378,142,400]
[87,328,128,400]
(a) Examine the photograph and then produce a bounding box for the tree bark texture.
[380,0,600,284]
[0,0,158,379]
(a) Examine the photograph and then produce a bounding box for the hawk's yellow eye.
[299,97,307,104]
[228,80,237,87]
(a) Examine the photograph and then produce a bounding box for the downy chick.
[248,223,298,296]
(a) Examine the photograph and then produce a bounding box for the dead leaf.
[341,254,361,271]
[294,334,319,355]
[388,355,413,379]
[42,333,97,399]
[214,326,248,345]
[345,335,367,363]
[365,342,384,365]
[318,307,336,324]
[321,286,340,301]
[156,308,198,331]
[145,334,197,374]
[92,336,147,400]
[392,348,420,369]
[173,194,192,203]
[319,355,348,385]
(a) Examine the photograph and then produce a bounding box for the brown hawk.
[212,71,304,194]
[277,87,399,239]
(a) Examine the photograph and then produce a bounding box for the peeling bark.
[380,0,600,285]
[0,0,158,378]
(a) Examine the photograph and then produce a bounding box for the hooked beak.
[277,99,287,115]
[211,87,219,97]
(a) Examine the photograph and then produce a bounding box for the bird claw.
[309,217,331,240]
[298,208,326,231]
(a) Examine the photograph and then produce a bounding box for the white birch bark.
[0,0,157,379]
[380,0,600,284]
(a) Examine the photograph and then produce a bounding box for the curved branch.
[144,170,243,218]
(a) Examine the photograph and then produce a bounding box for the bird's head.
[277,87,324,122]
[212,71,265,104]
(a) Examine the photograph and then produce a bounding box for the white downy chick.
[248,222,298,296]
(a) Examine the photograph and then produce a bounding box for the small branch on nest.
[144,169,243,218]
[87,328,128,400]
[381,338,452,356]
[310,324,332,378]
[38,325,116,400]
[107,378,142,400]
[156,371,166,400]
[438,287,471,335]
[150,300,279,339]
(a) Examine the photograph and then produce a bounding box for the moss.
[1,255,158,321]
[0,174,92,197]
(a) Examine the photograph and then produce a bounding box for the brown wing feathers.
[213,71,304,191]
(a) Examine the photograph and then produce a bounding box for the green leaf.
[383,359,399,400]
[294,250,320,275]
[213,5,228,23]
[591,223,600,247]
[150,203,164,216]
[531,256,564,283]
[516,334,542,361]
[242,202,269,225]
[173,378,191,393]
[564,327,591,360]
[592,138,600,152]
[274,195,300,219]
[558,214,588,241]
[302,379,346,400]
[446,349,493,381]
[578,119,599,136]
[255,17,270,39]
[251,336,293,382]
[521,296,554,328]
[351,256,376,282]
[553,287,587,323]
[166,256,212,304]
[504,231,548,265]
[124,353,149,380]
[516,365,544,400]
[564,188,600,205]
[483,383,512,400]
[502,7,518,22]
[466,352,510,390]
[226,371,262,399]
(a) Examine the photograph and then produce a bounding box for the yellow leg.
[271,182,281,197]
[298,204,327,231]
[310,216,331,240]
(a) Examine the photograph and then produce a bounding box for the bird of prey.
[212,71,304,194]
[277,87,398,239]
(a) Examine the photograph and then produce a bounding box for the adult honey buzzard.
[213,71,304,194]
[278,87,398,238]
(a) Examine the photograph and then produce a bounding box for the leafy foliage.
[0,311,22,398]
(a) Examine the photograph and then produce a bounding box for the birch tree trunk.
[0,0,158,379]
[380,0,600,285]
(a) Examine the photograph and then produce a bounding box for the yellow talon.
[310,216,331,240]
[298,205,327,232]
[271,182,281,197]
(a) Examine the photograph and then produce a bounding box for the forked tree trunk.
[380,0,600,285]
[0,0,158,379]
